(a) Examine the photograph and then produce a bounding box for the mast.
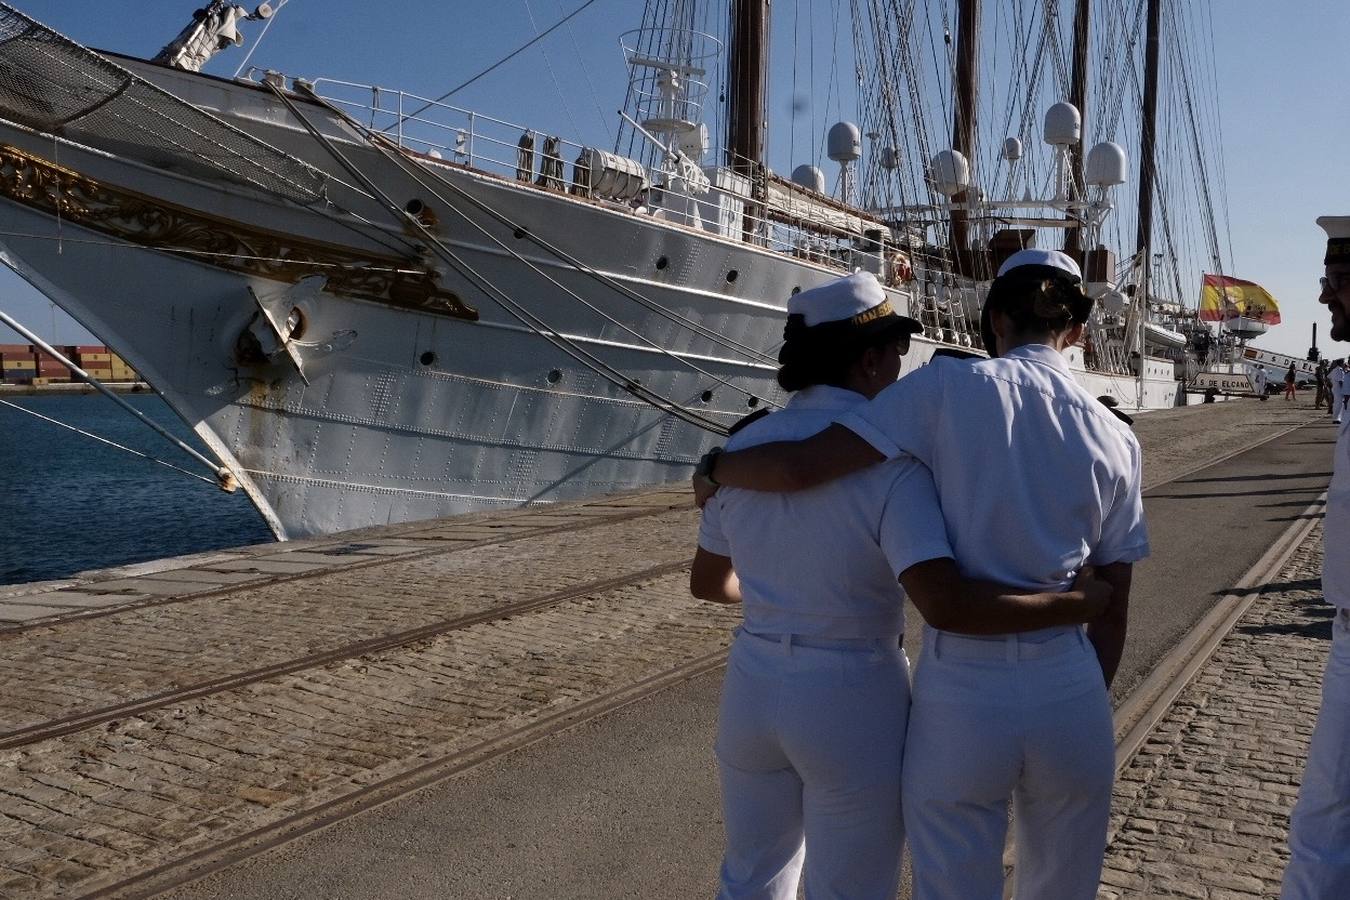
[1136,0,1161,274]
[726,0,768,177]
[1064,0,1091,257]
[1134,0,1161,403]
[949,0,980,271]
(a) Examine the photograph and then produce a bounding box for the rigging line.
[554,0,613,143]
[523,0,585,140]
[0,398,219,486]
[1200,0,1234,271]
[331,114,780,403]
[310,97,778,366]
[388,0,604,130]
[233,0,290,79]
[270,84,737,434]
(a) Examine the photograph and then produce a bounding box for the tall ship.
[0,0,1230,538]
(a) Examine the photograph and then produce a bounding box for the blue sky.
[0,0,1346,360]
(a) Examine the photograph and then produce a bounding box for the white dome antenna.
[1002,137,1023,161]
[1086,141,1128,187]
[827,122,862,161]
[827,121,862,204]
[791,164,826,194]
[1044,102,1081,146]
[930,149,970,198]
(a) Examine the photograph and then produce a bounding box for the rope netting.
[0,2,325,204]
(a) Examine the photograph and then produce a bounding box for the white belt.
[741,629,903,652]
[924,626,1088,662]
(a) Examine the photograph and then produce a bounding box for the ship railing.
[312,78,592,190]
[307,79,908,305]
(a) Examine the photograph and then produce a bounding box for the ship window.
[547,368,563,384]
[790,286,801,295]
[420,351,437,366]
[726,269,739,283]
[656,256,669,270]
[700,389,713,403]
[747,396,759,408]
[514,228,528,239]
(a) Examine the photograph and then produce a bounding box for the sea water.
[0,392,273,585]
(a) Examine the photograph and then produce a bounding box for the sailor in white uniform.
[697,250,1148,899]
[1332,360,1347,424]
[1254,365,1269,400]
[1283,217,1350,898]
[691,272,1113,900]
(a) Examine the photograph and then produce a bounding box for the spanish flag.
[1200,274,1281,324]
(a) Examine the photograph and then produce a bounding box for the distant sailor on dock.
[1284,217,1350,899]
[695,250,1144,900]
[1254,364,1269,400]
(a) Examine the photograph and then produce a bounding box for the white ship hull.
[0,58,1178,540]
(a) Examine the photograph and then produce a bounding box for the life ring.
[885,252,914,287]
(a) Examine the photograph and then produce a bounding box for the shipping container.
[75,345,107,354]
[77,353,111,363]
[2,359,36,369]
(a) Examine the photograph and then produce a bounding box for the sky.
[0,0,1347,360]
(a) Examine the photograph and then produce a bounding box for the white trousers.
[903,626,1115,900]
[715,628,911,900]
[1283,609,1350,899]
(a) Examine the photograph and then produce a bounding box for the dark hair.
[775,314,904,392]
[984,274,1092,336]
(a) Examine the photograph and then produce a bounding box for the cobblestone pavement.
[1099,523,1328,898]
[0,399,1323,898]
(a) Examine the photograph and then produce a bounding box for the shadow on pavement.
[1177,472,1333,484]
[1214,577,1323,599]
[1150,487,1325,500]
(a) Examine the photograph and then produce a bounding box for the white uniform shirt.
[836,344,1149,591]
[1325,418,1350,609]
[1254,369,1268,393]
[1333,367,1346,396]
[699,385,952,639]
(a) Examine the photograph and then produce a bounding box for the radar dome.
[1043,102,1081,146]
[1085,141,1128,187]
[879,146,901,170]
[1002,137,1023,161]
[827,122,862,162]
[930,149,970,197]
[791,164,827,194]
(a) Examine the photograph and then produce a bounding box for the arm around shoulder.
[709,423,883,493]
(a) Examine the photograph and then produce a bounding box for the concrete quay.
[0,397,1334,899]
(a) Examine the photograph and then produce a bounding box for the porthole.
[747,396,759,408]
[513,227,527,239]
[726,269,739,283]
[655,256,669,270]
[790,286,802,295]
[700,389,714,403]
[419,351,437,366]
[285,307,307,340]
[547,368,563,384]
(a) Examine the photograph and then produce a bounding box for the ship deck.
[0,398,1332,898]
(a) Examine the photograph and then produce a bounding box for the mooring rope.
[0,397,220,485]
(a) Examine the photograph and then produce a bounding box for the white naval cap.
[1318,216,1350,264]
[996,248,1083,281]
[788,270,891,326]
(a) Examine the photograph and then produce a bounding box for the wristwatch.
[695,447,724,486]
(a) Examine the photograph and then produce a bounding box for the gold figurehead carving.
[0,143,478,321]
